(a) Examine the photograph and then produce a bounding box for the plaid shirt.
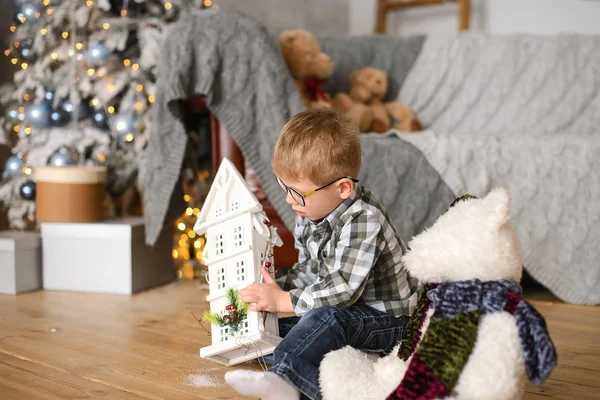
[277,185,421,317]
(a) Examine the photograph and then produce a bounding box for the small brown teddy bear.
[279,29,334,109]
[334,67,421,133]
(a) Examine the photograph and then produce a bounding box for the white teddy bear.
[320,188,557,400]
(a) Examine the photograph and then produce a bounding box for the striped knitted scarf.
[389,279,557,399]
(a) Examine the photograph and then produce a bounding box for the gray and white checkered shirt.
[277,185,421,317]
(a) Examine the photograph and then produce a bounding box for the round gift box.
[34,166,107,223]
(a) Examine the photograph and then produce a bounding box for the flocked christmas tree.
[0,0,215,229]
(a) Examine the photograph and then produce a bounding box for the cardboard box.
[41,217,175,294]
[0,230,42,295]
[34,166,106,223]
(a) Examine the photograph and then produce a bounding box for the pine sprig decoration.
[201,310,224,326]
[225,287,248,320]
[202,287,248,335]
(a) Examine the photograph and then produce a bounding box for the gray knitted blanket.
[143,9,451,249]
[394,33,600,305]
[143,10,599,305]
[142,9,304,245]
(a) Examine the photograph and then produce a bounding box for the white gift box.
[41,217,174,294]
[0,231,42,295]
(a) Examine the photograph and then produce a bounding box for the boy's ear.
[338,179,354,199]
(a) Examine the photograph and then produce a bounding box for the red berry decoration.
[265,261,272,268]
[225,304,236,311]
[263,219,272,227]
[275,269,279,274]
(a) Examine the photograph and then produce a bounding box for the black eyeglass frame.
[276,176,359,207]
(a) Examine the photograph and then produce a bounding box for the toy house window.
[236,260,246,282]
[215,203,223,218]
[233,226,244,248]
[243,320,249,334]
[230,195,240,211]
[215,234,224,256]
[220,327,231,342]
[216,266,227,290]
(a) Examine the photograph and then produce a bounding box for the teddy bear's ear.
[483,187,511,229]
[280,30,297,44]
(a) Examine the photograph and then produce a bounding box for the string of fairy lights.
[173,170,211,280]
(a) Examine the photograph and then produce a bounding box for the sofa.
[143,9,600,305]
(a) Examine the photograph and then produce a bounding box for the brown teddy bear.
[334,67,421,133]
[279,29,334,109]
[332,90,374,133]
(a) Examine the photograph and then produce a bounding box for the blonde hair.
[272,108,361,185]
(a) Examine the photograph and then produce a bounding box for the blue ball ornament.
[87,42,110,65]
[49,108,71,127]
[19,180,36,201]
[111,113,138,140]
[25,103,50,128]
[48,151,76,167]
[17,2,40,24]
[92,109,110,130]
[4,155,24,177]
[60,99,91,121]
[18,43,36,62]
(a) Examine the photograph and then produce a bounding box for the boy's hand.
[241,267,293,313]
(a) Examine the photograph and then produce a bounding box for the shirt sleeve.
[276,216,311,291]
[290,211,383,314]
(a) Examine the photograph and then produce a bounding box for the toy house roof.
[253,212,283,247]
[193,158,283,245]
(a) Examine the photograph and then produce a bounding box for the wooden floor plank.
[0,352,148,400]
[525,379,600,400]
[1,281,599,399]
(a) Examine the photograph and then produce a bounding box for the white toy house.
[193,158,283,366]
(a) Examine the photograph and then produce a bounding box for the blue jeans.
[265,305,408,400]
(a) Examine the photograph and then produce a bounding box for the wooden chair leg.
[375,0,389,34]
[459,0,470,31]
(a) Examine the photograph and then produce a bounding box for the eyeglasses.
[276,176,359,207]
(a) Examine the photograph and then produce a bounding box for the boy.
[225,109,420,400]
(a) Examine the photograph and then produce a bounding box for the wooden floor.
[1,280,599,399]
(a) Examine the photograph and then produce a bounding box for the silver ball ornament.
[111,113,138,140]
[18,43,36,62]
[87,42,110,65]
[4,155,24,177]
[48,151,76,167]
[17,2,40,24]
[25,103,51,128]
